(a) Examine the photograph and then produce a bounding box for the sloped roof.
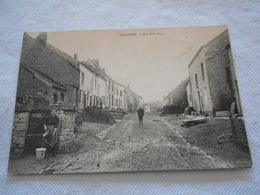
[36,37,80,69]
[82,59,143,99]
[22,65,66,91]
[124,86,143,99]
[166,77,190,98]
[22,33,80,71]
[82,59,114,82]
[188,29,228,68]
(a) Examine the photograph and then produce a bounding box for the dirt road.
[50,112,233,174]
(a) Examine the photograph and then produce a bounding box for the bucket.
[36,148,46,160]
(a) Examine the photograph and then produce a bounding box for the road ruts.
[56,112,232,173]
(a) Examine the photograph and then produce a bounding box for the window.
[120,90,122,96]
[79,90,82,103]
[90,96,92,107]
[82,91,84,103]
[53,93,58,104]
[201,63,205,81]
[226,67,232,85]
[61,93,64,102]
[195,74,199,89]
[224,44,231,65]
[81,72,84,85]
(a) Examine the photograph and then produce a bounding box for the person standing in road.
[44,108,60,157]
[137,106,144,125]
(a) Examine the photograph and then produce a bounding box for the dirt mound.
[81,107,115,125]
[109,110,128,119]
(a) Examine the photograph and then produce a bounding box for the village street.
[10,112,238,174]
[10,112,248,174]
[37,112,234,174]
[9,28,251,175]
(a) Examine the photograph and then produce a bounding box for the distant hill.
[144,101,164,108]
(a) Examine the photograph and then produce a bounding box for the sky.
[28,25,227,102]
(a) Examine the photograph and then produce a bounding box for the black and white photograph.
[8,25,252,174]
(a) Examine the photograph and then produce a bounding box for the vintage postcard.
[8,25,252,174]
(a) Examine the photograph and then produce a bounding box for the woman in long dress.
[44,108,59,157]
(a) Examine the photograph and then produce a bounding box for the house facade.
[79,62,94,109]
[12,33,81,155]
[187,29,242,116]
[78,59,143,111]
[185,81,193,107]
[19,32,80,109]
[123,89,129,111]
[117,84,125,110]
[163,78,189,107]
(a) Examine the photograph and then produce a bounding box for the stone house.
[11,32,80,155]
[16,65,67,107]
[123,89,129,111]
[99,76,107,107]
[81,59,108,108]
[187,29,242,116]
[78,61,94,109]
[117,83,125,110]
[185,81,193,107]
[107,78,114,109]
[113,82,119,109]
[124,85,143,112]
[163,78,189,107]
[20,32,80,109]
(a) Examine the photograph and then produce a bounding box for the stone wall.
[56,110,76,153]
[10,112,30,156]
[16,66,57,106]
[204,30,233,112]
[188,30,234,116]
[230,116,249,147]
[20,34,80,107]
[10,109,77,156]
[188,49,213,115]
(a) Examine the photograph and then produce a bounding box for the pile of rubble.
[81,107,115,125]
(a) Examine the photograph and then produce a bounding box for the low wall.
[82,107,115,124]
[11,108,77,156]
[230,116,249,147]
[10,112,30,156]
[56,110,76,153]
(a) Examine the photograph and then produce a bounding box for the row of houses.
[164,29,242,117]
[17,32,143,112]
[79,58,143,111]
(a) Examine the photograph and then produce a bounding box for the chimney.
[127,84,130,89]
[74,53,78,60]
[39,32,47,45]
[93,59,99,67]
